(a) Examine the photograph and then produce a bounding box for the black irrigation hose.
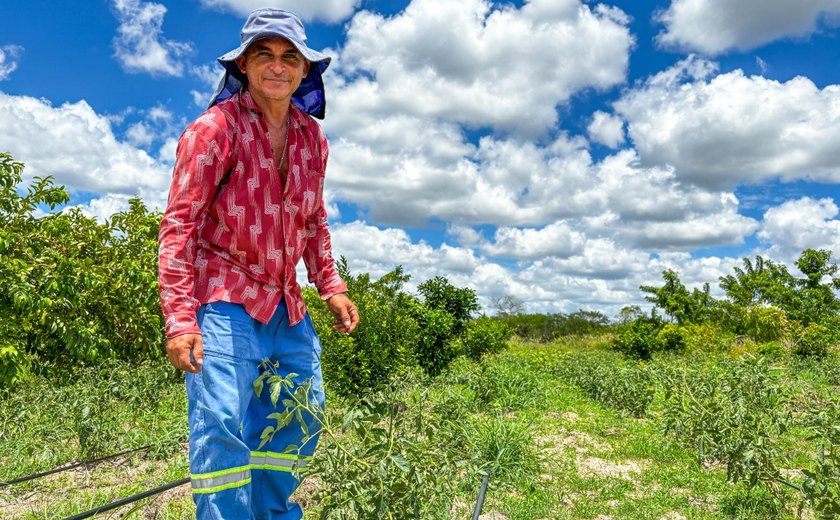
[471,471,491,520]
[0,445,151,488]
[61,477,190,520]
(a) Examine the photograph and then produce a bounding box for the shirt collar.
[237,88,308,129]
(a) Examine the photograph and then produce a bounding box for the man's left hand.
[326,293,359,333]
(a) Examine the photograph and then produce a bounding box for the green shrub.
[682,322,735,353]
[661,356,791,494]
[742,305,789,342]
[0,153,165,384]
[256,367,460,519]
[307,265,421,396]
[409,299,458,377]
[612,316,663,359]
[755,341,787,361]
[794,323,833,359]
[656,323,687,353]
[457,316,511,361]
[417,276,479,336]
[800,394,840,517]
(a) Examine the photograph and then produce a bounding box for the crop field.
[2,336,838,519]
[2,154,838,517]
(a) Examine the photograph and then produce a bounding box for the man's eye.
[282,53,302,63]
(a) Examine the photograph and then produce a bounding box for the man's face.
[236,38,310,105]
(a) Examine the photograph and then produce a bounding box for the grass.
[1,339,836,518]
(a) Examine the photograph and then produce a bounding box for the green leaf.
[270,381,282,408]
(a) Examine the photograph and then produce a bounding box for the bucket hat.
[208,8,331,119]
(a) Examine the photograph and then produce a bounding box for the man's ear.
[303,60,311,77]
[235,55,247,74]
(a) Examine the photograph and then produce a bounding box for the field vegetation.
[1,152,838,519]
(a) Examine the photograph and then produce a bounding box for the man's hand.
[326,293,359,333]
[166,333,204,373]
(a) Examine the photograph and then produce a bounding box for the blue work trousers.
[187,300,324,519]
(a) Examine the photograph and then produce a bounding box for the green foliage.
[502,310,611,343]
[456,316,511,361]
[417,276,479,336]
[656,323,687,353]
[255,363,462,519]
[799,394,840,518]
[0,153,165,386]
[661,356,792,495]
[308,261,502,390]
[756,341,787,361]
[720,255,797,310]
[720,250,840,327]
[793,322,834,359]
[0,359,185,481]
[741,305,789,343]
[562,310,610,335]
[460,414,539,489]
[555,350,655,417]
[503,313,565,342]
[468,353,545,412]
[612,315,664,359]
[641,269,718,325]
[306,262,421,396]
[681,322,735,353]
[408,297,458,377]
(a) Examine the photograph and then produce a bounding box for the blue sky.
[1,0,839,317]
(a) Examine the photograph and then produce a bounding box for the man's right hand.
[166,333,204,373]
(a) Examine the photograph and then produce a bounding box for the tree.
[417,276,480,335]
[719,255,797,310]
[641,269,718,325]
[490,294,526,319]
[0,152,165,386]
[561,310,610,335]
[618,305,643,324]
[720,249,840,326]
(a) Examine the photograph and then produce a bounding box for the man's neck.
[248,86,291,126]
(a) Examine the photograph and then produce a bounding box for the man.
[158,8,358,519]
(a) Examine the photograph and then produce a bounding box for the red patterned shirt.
[158,90,347,338]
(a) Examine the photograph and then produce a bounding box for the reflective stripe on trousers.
[192,465,252,494]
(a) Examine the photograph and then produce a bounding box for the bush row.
[305,261,511,396]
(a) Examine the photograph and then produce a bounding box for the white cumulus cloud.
[588,110,625,148]
[758,197,840,261]
[656,0,840,54]
[112,0,193,76]
[200,0,360,23]
[334,0,633,137]
[0,92,170,200]
[615,56,840,190]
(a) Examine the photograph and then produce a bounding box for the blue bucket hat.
[208,8,331,119]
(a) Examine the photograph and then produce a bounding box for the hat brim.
[211,34,331,119]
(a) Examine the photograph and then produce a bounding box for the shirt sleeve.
[158,119,233,338]
[302,127,348,300]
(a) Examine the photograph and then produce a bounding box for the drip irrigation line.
[61,477,190,520]
[0,445,151,488]
[471,471,491,520]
